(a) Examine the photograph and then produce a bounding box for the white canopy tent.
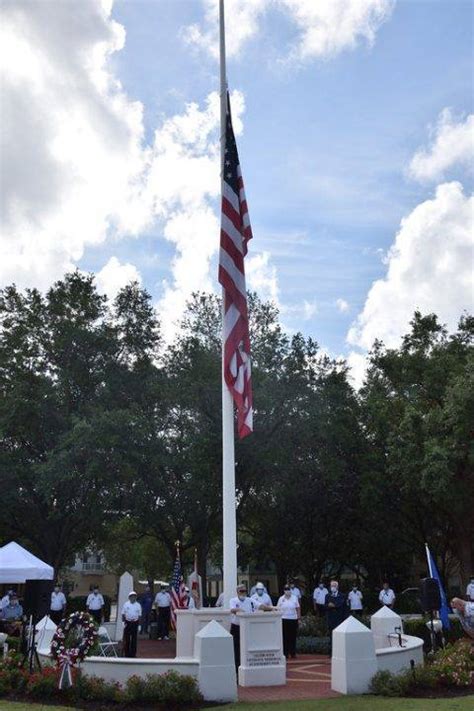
[0,542,54,583]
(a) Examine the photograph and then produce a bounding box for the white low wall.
[376,634,424,675]
[81,657,198,684]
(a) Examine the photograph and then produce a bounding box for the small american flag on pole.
[218,92,253,438]
[170,549,186,630]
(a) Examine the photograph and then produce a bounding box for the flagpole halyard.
[219,0,238,609]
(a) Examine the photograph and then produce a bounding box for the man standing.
[325,580,346,653]
[183,587,195,609]
[229,584,255,671]
[313,581,328,617]
[154,584,171,640]
[466,576,474,602]
[251,582,272,609]
[122,591,142,658]
[86,586,105,625]
[289,579,302,601]
[49,583,67,625]
[347,583,363,617]
[138,585,153,635]
[379,582,396,609]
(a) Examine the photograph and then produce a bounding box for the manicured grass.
[205,697,474,711]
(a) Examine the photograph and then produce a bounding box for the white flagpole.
[219,0,237,608]
[425,542,433,578]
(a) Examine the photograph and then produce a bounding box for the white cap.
[128,591,137,597]
[256,582,264,589]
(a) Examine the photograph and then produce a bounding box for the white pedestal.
[176,609,231,658]
[238,612,286,687]
[331,615,377,694]
[114,572,134,643]
[195,620,237,702]
[371,606,403,649]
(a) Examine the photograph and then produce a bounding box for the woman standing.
[277,585,300,659]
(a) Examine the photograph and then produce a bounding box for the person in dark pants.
[86,586,105,625]
[229,584,255,672]
[154,585,171,640]
[325,580,346,654]
[49,583,67,625]
[122,591,142,658]
[138,586,153,635]
[277,585,301,658]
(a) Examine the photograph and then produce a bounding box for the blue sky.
[2,0,473,382]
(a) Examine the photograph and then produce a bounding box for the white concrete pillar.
[371,606,403,650]
[114,571,134,643]
[195,620,237,702]
[176,609,231,659]
[331,615,378,694]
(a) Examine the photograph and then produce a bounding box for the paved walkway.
[137,638,339,701]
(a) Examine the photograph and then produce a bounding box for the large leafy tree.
[360,312,474,585]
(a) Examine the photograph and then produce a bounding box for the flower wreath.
[51,611,98,688]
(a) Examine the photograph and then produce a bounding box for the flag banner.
[218,92,253,438]
[170,552,186,630]
[425,543,451,630]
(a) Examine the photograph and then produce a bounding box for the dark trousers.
[315,603,325,617]
[157,607,170,639]
[282,618,298,658]
[350,609,363,618]
[230,623,241,671]
[89,610,102,627]
[123,621,139,657]
[49,610,64,626]
[89,609,102,625]
[141,608,151,634]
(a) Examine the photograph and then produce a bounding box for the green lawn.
[210,698,474,711]
[1,697,473,711]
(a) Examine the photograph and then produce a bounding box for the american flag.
[218,92,253,439]
[170,553,186,630]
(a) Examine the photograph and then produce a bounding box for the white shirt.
[50,591,66,611]
[277,595,300,620]
[0,594,11,610]
[186,597,196,610]
[122,600,142,622]
[466,583,474,601]
[379,589,395,605]
[229,596,254,625]
[215,592,224,607]
[154,591,171,608]
[313,586,328,604]
[86,592,105,610]
[251,592,272,608]
[290,586,301,599]
[348,590,363,610]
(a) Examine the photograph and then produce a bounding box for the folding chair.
[97,626,119,657]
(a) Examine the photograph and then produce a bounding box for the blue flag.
[425,543,451,630]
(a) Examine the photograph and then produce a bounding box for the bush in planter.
[431,639,473,687]
[296,636,330,655]
[369,669,410,697]
[25,667,58,699]
[69,673,122,703]
[298,615,327,637]
[125,671,202,705]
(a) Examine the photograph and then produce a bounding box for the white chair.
[97,626,119,657]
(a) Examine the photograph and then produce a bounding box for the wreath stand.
[21,615,42,673]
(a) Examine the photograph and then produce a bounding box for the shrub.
[404,616,464,650]
[25,667,58,699]
[298,615,327,637]
[70,673,122,702]
[125,671,202,705]
[369,669,410,697]
[431,640,473,687]
[296,636,330,655]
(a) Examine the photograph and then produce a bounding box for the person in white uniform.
[277,584,300,658]
[183,587,195,609]
[229,584,255,671]
[251,582,272,609]
[347,583,363,616]
[313,581,328,617]
[0,590,14,611]
[122,591,142,657]
[154,585,171,639]
[49,583,67,625]
[379,582,396,609]
[466,577,474,602]
[289,580,302,601]
[86,586,105,624]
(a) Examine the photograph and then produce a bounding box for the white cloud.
[246,251,279,304]
[96,256,141,300]
[0,0,149,290]
[336,298,349,313]
[347,181,473,351]
[346,350,368,390]
[408,109,474,183]
[185,0,393,62]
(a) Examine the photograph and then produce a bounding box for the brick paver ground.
[137,637,339,701]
